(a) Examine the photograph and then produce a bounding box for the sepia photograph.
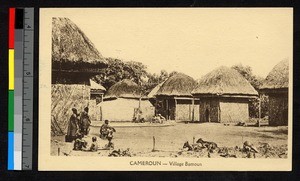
[39,8,293,171]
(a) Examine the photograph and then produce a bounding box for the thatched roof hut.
[260,59,289,91]
[89,79,106,102]
[260,59,289,126]
[90,79,106,91]
[192,66,258,123]
[156,73,197,97]
[102,79,154,122]
[192,66,258,98]
[52,17,107,84]
[154,73,199,121]
[105,79,141,99]
[147,81,164,99]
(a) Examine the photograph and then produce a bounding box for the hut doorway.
[164,99,175,120]
[205,109,210,122]
[283,108,288,125]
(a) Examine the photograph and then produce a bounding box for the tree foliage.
[92,57,179,96]
[92,57,147,90]
[231,64,268,118]
[231,64,264,90]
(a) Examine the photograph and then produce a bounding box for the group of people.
[66,107,116,151]
[132,109,145,123]
[66,107,91,142]
[132,109,166,124]
[151,114,166,124]
[99,119,116,149]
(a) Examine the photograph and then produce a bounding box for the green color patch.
[8,90,14,131]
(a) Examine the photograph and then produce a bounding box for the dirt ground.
[51,122,288,158]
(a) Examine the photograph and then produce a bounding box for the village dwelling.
[89,79,106,103]
[51,17,107,85]
[89,79,106,122]
[154,73,199,122]
[101,79,154,122]
[147,81,165,108]
[191,66,258,123]
[260,59,289,126]
[51,17,107,135]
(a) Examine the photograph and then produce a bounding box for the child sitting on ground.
[81,136,98,152]
[89,137,98,152]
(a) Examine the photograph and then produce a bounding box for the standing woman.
[80,107,91,135]
[66,108,80,142]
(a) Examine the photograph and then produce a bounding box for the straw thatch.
[260,59,289,90]
[192,66,258,97]
[155,73,197,97]
[52,17,106,71]
[147,81,165,98]
[105,79,141,99]
[89,79,106,91]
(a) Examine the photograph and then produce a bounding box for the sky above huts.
[41,8,292,79]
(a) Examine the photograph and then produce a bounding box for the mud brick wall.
[176,99,200,122]
[89,99,101,121]
[199,98,219,123]
[219,100,249,123]
[176,100,192,121]
[268,92,288,126]
[101,98,154,122]
[51,84,90,133]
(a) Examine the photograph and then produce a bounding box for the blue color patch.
[8,132,14,170]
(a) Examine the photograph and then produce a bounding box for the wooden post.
[99,106,102,122]
[199,98,201,123]
[174,98,177,120]
[152,136,156,151]
[258,95,261,127]
[58,147,60,156]
[155,99,158,115]
[166,99,169,120]
[189,100,191,121]
[138,93,142,122]
[218,105,221,123]
[192,98,195,122]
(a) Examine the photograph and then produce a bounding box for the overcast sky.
[43,8,293,79]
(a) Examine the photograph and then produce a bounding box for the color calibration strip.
[8,7,34,170]
[8,7,15,170]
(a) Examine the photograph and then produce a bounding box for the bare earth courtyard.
[51,122,288,158]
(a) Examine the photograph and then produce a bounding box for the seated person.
[89,137,98,152]
[151,115,160,123]
[82,136,98,152]
[158,114,166,124]
[73,136,88,151]
[100,120,116,139]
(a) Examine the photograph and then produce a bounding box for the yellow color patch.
[9,49,14,90]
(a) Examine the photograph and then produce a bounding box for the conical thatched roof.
[147,81,165,98]
[260,59,289,90]
[89,79,106,91]
[52,17,107,68]
[192,66,258,97]
[156,73,197,97]
[105,79,141,99]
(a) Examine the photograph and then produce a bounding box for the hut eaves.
[52,17,107,70]
[260,59,289,90]
[155,73,197,97]
[89,79,106,91]
[191,66,258,97]
[105,79,142,99]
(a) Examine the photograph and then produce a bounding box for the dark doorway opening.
[283,108,288,125]
[205,109,210,122]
